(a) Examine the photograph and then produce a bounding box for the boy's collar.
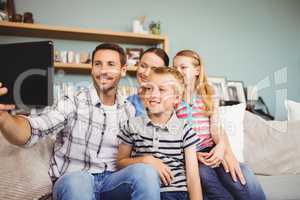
[143,111,181,132]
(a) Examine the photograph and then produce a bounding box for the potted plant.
[149,21,161,35]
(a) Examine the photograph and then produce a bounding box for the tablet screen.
[0,41,54,108]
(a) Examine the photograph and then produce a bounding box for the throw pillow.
[285,100,300,121]
[218,103,246,162]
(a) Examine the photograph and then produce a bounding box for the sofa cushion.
[257,175,300,200]
[285,99,300,121]
[244,111,300,175]
[219,103,246,162]
[0,132,54,200]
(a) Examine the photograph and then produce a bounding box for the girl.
[127,47,169,116]
[173,50,266,200]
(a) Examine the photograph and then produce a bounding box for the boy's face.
[91,50,126,93]
[142,73,180,115]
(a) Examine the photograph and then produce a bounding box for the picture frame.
[227,81,246,103]
[126,48,143,66]
[208,76,229,101]
[0,0,8,21]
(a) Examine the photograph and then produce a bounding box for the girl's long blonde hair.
[175,50,215,116]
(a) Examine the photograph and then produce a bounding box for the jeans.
[52,163,160,200]
[200,163,266,200]
[160,191,188,200]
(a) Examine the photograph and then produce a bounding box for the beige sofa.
[243,111,300,200]
[0,111,299,200]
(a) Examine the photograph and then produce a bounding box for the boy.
[117,67,203,200]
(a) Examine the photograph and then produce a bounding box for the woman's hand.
[222,151,246,185]
[143,155,174,186]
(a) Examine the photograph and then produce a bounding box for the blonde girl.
[173,50,266,200]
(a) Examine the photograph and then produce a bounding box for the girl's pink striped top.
[176,95,214,151]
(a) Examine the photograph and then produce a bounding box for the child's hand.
[197,143,225,168]
[143,155,174,186]
[206,142,225,168]
[197,152,212,165]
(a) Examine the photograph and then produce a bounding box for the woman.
[127,47,169,116]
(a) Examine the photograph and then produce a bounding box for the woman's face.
[173,55,200,86]
[136,52,165,85]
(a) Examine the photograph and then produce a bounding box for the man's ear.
[121,64,127,77]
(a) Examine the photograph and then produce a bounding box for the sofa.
[0,111,299,200]
[243,111,300,200]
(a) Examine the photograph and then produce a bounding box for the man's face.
[142,74,180,115]
[91,50,126,93]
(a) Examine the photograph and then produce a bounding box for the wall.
[1,0,299,120]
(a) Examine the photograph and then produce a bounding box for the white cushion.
[218,103,246,162]
[243,111,300,175]
[285,100,300,121]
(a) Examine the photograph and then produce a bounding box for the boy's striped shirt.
[118,113,200,192]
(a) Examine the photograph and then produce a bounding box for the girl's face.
[173,56,200,86]
[136,52,165,85]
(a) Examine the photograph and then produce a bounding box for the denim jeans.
[200,163,266,200]
[52,163,160,200]
[160,191,188,200]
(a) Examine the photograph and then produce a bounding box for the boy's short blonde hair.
[149,66,185,97]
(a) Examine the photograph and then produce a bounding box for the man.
[0,43,160,200]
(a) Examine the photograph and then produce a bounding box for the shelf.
[0,21,166,73]
[54,62,137,73]
[54,62,90,71]
[0,21,168,48]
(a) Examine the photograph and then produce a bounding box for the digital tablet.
[0,41,54,109]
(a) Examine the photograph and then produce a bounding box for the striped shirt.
[118,112,200,192]
[23,84,133,182]
[176,95,215,151]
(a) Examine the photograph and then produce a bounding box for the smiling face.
[91,49,126,93]
[142,73,181,115]
[173,55,200,87]
[136,52,165,85]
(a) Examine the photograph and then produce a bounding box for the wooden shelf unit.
[0,21,168,73]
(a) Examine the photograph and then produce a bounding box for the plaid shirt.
[23,84,133,182]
